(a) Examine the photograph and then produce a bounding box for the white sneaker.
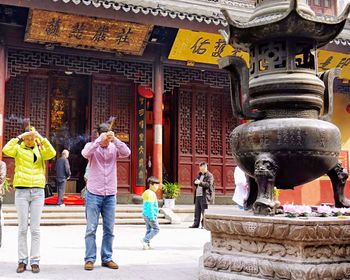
[59,204,66,207]
[141,239,149,250]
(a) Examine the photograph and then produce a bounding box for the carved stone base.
[199,209,350,280]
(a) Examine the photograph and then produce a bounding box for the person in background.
[55,149,71,207]
[81,123,131,271]
[141,176,160,250]
[3,127,56,274]
[232,166,249,210]
[189,162,214,229]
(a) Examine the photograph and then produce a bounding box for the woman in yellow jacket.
[3,127,56,274]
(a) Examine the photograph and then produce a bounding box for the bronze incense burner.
[220,0,350,215]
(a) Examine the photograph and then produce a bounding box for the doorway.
[49,74,90,193]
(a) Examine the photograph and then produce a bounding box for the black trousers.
[193,196,208,227]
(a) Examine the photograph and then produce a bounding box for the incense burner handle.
[219,56,262,120]
[319,68,340,121]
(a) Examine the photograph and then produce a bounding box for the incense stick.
[109,117,115,130]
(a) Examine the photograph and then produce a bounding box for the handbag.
[36,142,53,198]
[44,183,53,198]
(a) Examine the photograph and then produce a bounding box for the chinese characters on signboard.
[136,96,147,186]
[169,29,350,81]
[25,9,153,55]
[318,50,350,80]
[168,29,249,66]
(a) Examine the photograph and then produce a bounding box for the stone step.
[1,205,173,225]
[1,204,196,224]
[4,218,171,226]
[3,212,166,220]
[2,205,143,213]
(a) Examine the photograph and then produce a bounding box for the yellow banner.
[168,29,249,65]
[25,9,153,55]
[169,29,350,80]
[317,50,350,80]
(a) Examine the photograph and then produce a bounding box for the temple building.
[0,0,349,204]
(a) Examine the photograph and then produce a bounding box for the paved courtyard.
[0,222,210,280]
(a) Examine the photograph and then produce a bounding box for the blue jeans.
[85,191,116,263]
[143,215,160,243]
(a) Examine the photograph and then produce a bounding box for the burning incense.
[109,117,115,131]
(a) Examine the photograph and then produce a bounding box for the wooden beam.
[0,0,223,33]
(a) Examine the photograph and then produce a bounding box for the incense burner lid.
[221,0,350,49]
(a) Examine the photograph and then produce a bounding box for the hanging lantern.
[138,85,154,99]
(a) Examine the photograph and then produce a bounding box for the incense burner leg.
[328,162,350,208]
[252,153,278,215]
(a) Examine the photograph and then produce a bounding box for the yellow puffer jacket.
[2,138,56,188]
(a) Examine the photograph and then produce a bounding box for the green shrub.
[1,178,12,196]
[162,181,181,199]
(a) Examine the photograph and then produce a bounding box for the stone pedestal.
[199,209,350,280]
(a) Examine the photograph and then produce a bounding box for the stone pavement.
[0,222,210,280]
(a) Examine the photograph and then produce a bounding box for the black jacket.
[193,171,214,205]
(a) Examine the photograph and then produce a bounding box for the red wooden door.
[91,75,134,193]
[177,84,237,195]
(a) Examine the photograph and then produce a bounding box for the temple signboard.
[168,29,249,65]
[25,9,153,55]
[169,29,350,80]
[318,50,350,80]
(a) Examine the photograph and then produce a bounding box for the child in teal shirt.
[141,176,160,250]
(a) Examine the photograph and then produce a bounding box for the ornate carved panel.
[111,84,132,135]
[210,94,223,156]
[211,166,223,191]
[195,92,208,155]
[164,66,230,93]
[179,89,192,155]
[177,85,237,195]
[5,75,26,142]
[27,77,48,134]
[92,77,133,193]
[179,165,193,188]
[225,98,237,157]
[7,48,152,86]
[117,162,131,193]
[92,82,111,129]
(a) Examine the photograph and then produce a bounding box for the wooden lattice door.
[4,73,50,181]
[177,84,238,195]
[91,75,134,193]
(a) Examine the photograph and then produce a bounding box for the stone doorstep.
[4,218,172,226]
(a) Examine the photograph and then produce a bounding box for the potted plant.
[162,181,180,209]
[1,178,14,204]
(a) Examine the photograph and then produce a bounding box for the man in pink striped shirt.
[81,123,131,271]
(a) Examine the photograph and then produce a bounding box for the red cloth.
[45,194,85,205]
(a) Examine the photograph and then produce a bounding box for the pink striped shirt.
[81,135,131,196]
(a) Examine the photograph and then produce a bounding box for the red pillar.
[153,57,163,189]
[0,45,6,159]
